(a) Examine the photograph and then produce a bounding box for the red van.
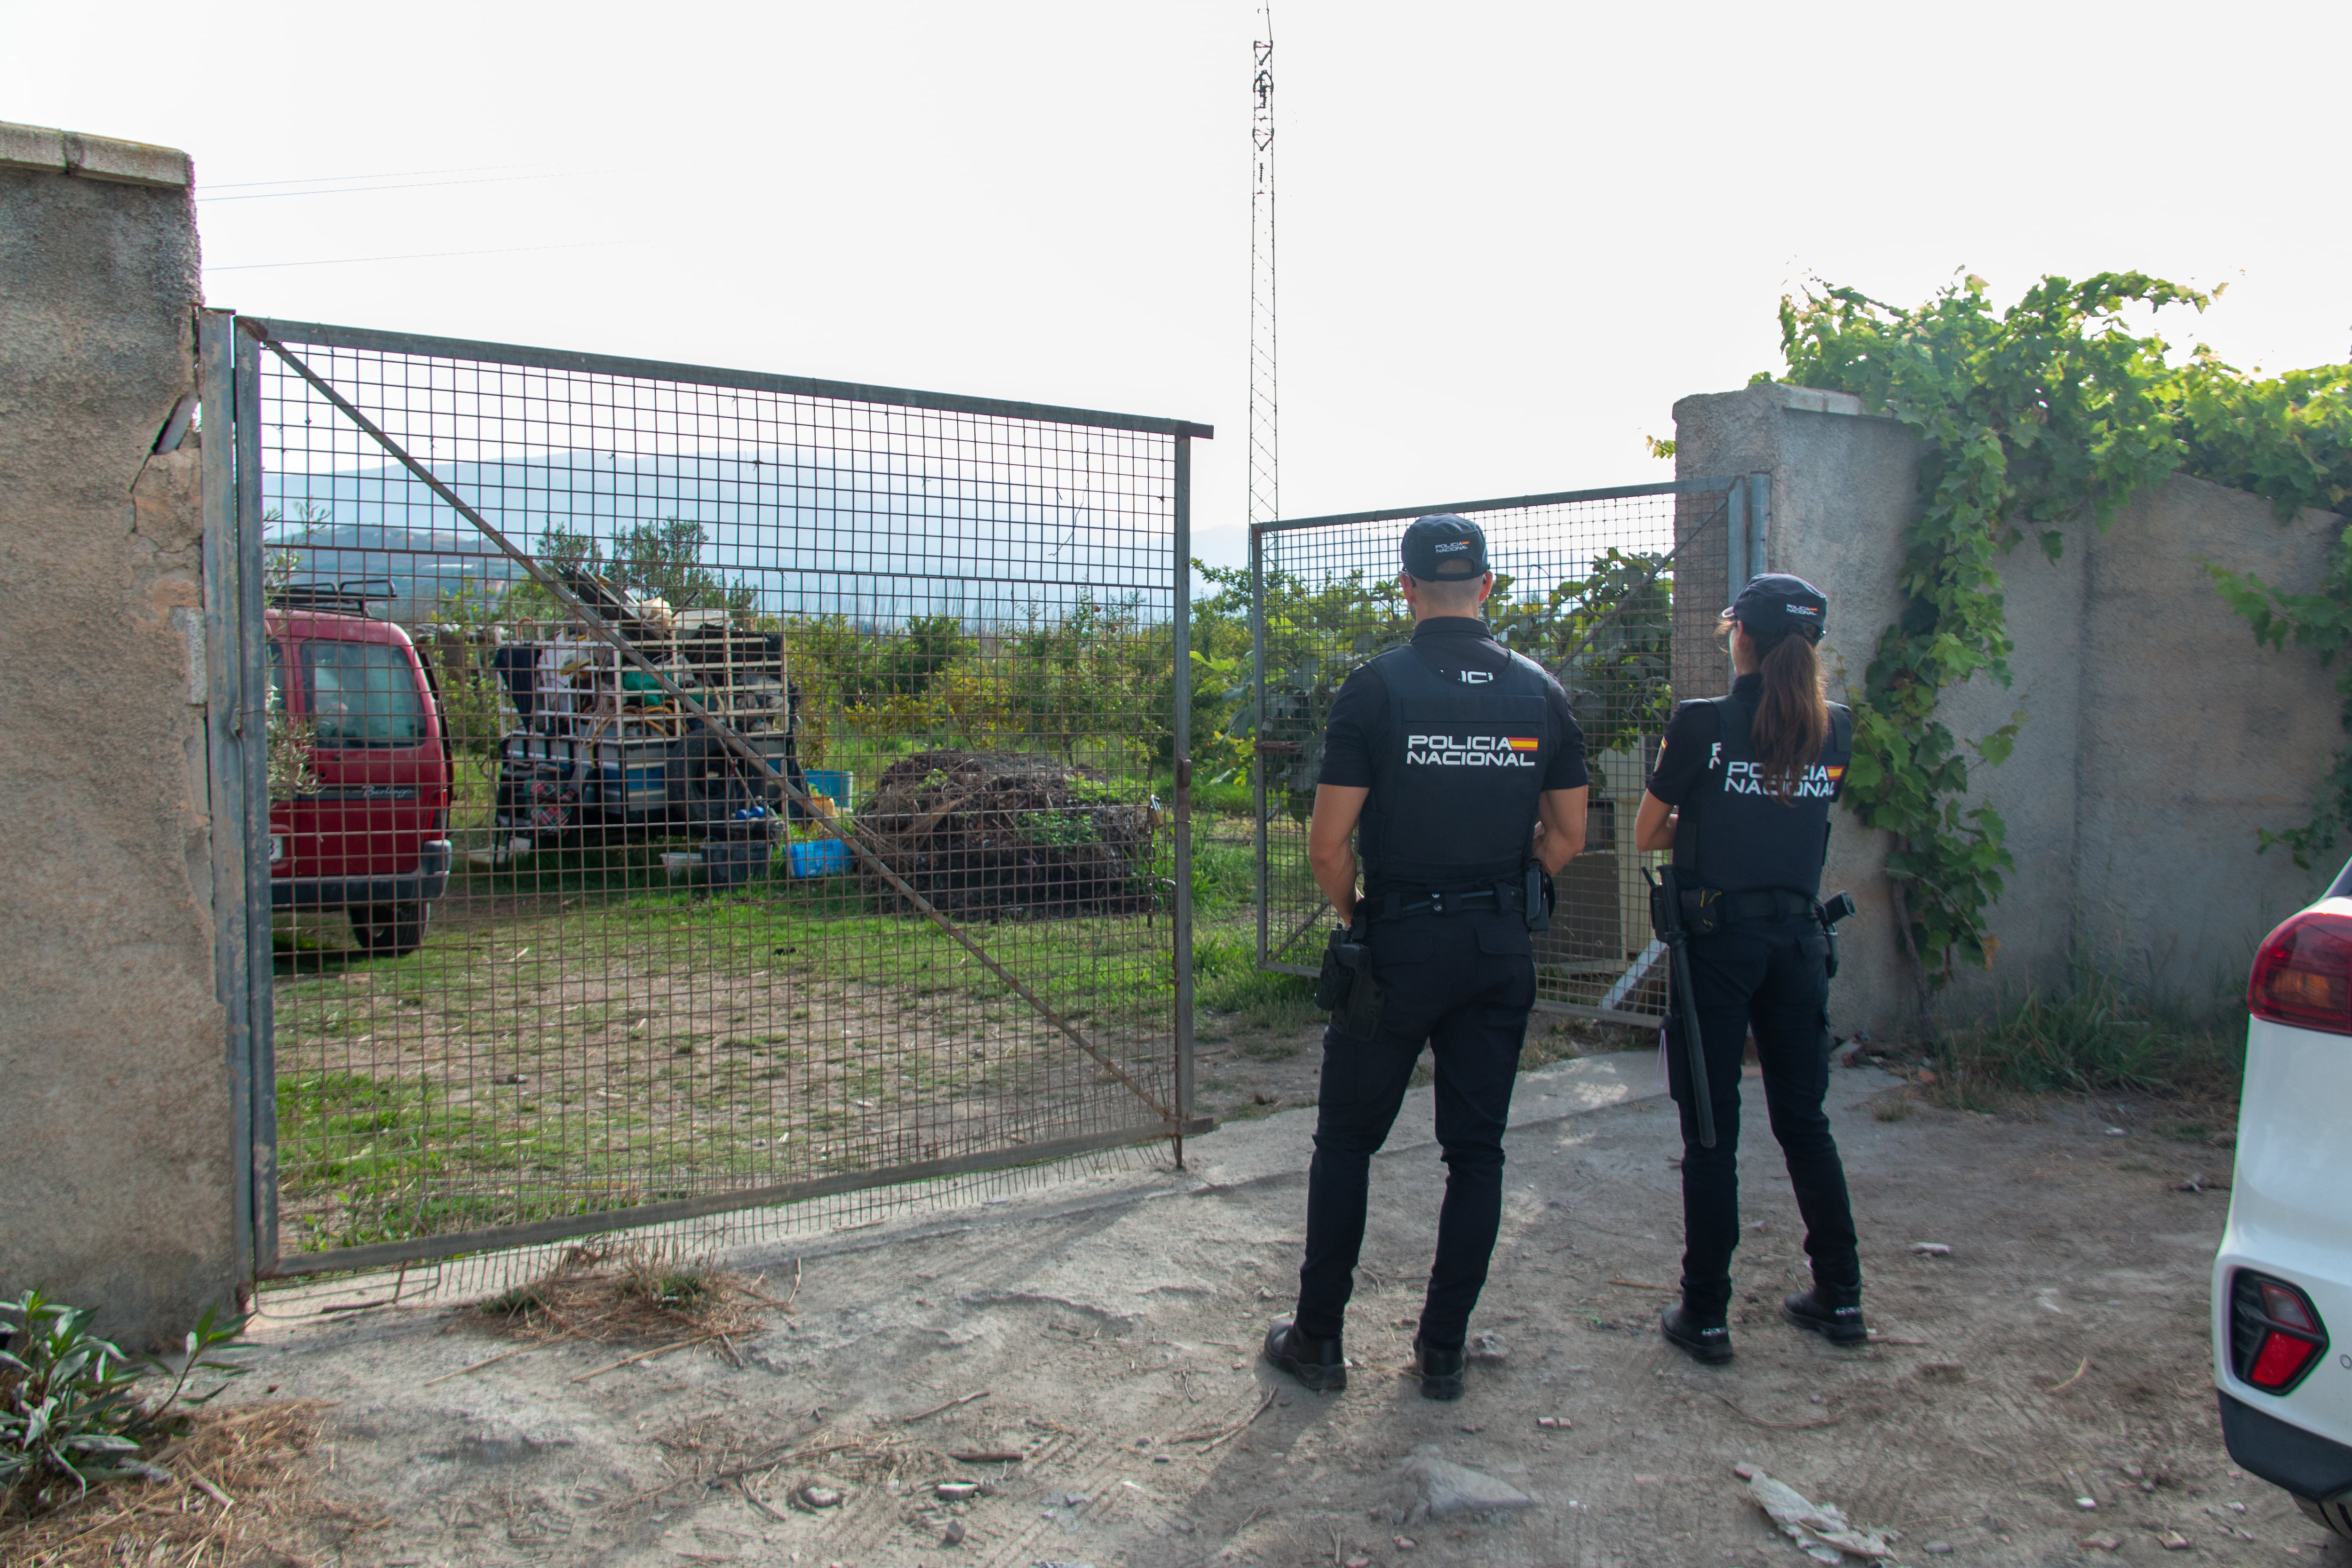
[267,610,453,956]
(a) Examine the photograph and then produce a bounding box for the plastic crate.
[788,839,852,878]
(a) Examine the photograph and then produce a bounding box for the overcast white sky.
[9,0,2348,570]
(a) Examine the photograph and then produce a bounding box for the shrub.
[0,1292,247,1518]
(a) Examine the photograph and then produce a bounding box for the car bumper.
[271,840,452,911]
[2220,1389,2352,1504]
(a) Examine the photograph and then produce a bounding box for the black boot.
[1263,1319,1347,1393]
[1783,1280,1867,1345]
[1660,1303,1733,1364]
[1411,1335,1465,1401]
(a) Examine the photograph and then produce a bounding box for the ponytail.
[1724,615,1829,804]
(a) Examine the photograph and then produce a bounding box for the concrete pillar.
[1672,382,2345,1042]
[0,123,234,1346]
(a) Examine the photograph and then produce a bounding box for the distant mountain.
[264,446,1178,629]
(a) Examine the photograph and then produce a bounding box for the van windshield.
[301,638,427,747]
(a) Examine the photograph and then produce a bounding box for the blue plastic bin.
[803,769,855,812]
[789,839,852,878]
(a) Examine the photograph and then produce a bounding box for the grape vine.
[1772,272,2352,982]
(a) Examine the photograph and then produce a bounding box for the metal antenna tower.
[1248,6,1279,529]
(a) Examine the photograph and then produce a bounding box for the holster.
[1524,862,1554,933]
[1818,889,1857,979]
[1315,923,1385,1039]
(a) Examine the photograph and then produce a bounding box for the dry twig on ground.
[0,1401,355,1567]
[469,1243,764,1353]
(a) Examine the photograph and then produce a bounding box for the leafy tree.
[521,518,754,617]
[1488,547,1674,765]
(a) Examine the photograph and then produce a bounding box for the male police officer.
[1264,514,1589,1401]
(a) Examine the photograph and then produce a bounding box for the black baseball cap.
[1400,514,1490,581]
[1725,573,1829,644]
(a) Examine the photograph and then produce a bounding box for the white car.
[2214,870,2352,1542]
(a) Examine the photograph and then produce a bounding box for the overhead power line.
[199,170,564,203]
[201,159,546,191]
[207,238,640,272]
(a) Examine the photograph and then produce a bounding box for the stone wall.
[1672,383,2344,1041]
[0,123,235,1345]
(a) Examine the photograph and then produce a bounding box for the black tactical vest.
[1671,693,1855,899]
[1360,643,1556,893]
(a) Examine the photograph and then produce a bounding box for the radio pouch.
[1678,884,1725,937]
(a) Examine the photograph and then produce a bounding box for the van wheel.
[351,902,428,956]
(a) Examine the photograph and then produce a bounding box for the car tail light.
[2247,910,2352,1035]
[2231,1271,2329,1394]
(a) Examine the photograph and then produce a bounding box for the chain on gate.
[237,318,1208,1273]
[1247,481,1736,1027]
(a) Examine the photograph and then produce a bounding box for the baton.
[1644,868,1717,1150]
[1666,927,1717,1148]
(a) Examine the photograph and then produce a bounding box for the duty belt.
[1375,883,1527,921]
[1691,888,1820,924]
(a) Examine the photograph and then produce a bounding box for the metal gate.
[199,313,1210,1277]
[1247,478,1754,1025]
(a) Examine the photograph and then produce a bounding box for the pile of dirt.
[855,750,1155,917]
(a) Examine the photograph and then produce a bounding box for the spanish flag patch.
[1506,736,1541,752]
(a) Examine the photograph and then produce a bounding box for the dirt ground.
[269,896,1175,1250]
[230,1053,2346,1568]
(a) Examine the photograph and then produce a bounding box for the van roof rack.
[270,579,397,615]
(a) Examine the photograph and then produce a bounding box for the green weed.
[1930,967,2245,1098]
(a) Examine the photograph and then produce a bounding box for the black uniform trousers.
[1661,911,1860,1322]
[1295,909,1534,1349]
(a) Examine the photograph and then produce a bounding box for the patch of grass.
[1234,1035,1304,1062]
[1929,967,2245,1100]
[483,1280,553,1320]
[1152,772,1256,818]
[1189,835,1259,915]
[1193,927,1320,1034]
[620,1252,722,1313]
[472,1246,763,1345]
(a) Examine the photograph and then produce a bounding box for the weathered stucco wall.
[0,124,235,1345]
[1673,383,2344,1041]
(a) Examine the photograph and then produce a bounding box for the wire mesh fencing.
[236,318,1203,1273]
[1248,480,1735,1024]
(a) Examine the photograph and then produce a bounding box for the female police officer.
[1631,572,1864,1363]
